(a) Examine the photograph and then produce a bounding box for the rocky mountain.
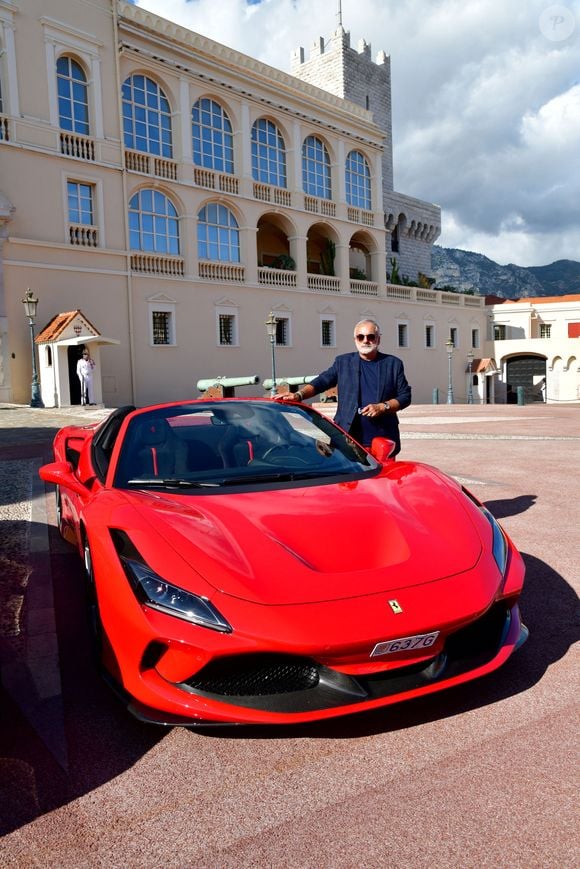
[431,246,580,299]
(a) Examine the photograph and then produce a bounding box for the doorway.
[506,356,547,403]
[67,345,84,405]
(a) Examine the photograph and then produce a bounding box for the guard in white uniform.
[76,348,96,405]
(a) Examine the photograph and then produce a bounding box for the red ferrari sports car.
[39,398,527,726]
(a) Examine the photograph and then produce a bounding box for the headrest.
[138,418,170,446]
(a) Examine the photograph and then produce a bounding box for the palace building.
[0,1,577,407]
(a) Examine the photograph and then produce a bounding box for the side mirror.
[39,461,90,499]
[369,437,396,463]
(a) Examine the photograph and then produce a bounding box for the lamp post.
[265,311,278,397]
[21,288,44,408]
[445,337,454,405]
[467,350,474,404]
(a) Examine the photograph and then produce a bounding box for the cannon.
[196,375,260,398]
[262,375,318,394]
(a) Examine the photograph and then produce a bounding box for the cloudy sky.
[134,0,580,267]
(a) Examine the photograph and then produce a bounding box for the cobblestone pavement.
[0,400,578,865]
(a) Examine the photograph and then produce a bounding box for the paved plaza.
[0,400,578,866]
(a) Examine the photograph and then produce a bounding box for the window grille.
[152,311,171,345]
[276,318,288,346]
[398,323,408,348]
[219,314,235,345]
[321,319,334,347]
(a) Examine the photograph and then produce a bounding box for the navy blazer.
[310,351,412,453]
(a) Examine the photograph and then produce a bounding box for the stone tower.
[291,26,394,203]
[291,23,441,281]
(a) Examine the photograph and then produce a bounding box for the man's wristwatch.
[295,390,303,401]
[383,401,391,412]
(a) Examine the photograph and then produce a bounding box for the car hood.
[123,464,483,606]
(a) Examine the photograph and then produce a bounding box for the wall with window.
[2,0,485,408]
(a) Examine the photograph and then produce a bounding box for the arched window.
[345,150,371,210]
[251,119,287,188]
[122,75,172,157]
[57,56,89,135]
[192,98,234,173]
[197,203,240,262]
[128,190,179,254]
[302,135,331,199]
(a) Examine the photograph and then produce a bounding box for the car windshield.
[113,400,379,492]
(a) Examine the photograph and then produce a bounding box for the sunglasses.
[355,333,378,342]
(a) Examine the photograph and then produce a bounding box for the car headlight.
[110,530,231,632]
[122,558,232,632]
[480,506,508,577]
[462,489,508,578]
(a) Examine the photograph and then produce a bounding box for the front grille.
[183,653,320,696]
[175,603,516,715]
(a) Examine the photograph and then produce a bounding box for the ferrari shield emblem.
[388,599,403,614]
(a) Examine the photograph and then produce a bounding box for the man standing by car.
[277,319,411,455]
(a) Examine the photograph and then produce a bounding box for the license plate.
[370,631,440,657]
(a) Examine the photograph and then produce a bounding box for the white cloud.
[135,0,580,266]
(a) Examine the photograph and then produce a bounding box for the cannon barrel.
[262,375,317,390]
[196,375,260,391]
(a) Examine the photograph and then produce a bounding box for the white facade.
[490,296,580,404]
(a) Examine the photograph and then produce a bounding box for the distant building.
[0,1,576,408]
[488,295,580,404]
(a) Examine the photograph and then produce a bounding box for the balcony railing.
[347,206,374,226]
[350,279,378,296]
[199,261,245,282]
[193,167,239,194]
[258,266,297,287]
[304,195,336,217]
[253,182,292,207]
[307,274,341,293]
[153,156,178,180]
[416,288,437,303]
[386,285,413,301]
[131,253,184,276]
[69,224,98,247]
[60,132,95,161]
[125,150,177,180]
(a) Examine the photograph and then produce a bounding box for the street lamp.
[21,288,44,408]
[467,350,474,404]
[265,311,278,397]
[445,337,454,405]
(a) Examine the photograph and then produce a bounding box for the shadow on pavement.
[484,494,538,519]
[0,520,164,837]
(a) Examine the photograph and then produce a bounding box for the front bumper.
[124,601,528,726]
